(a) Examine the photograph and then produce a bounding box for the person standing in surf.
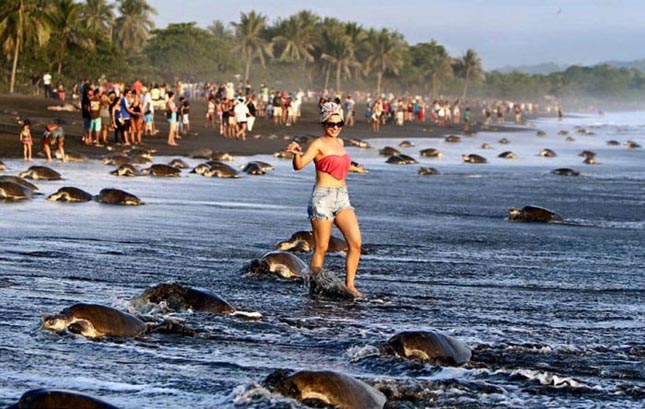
[19,119,33,161]
[286,102,363,298]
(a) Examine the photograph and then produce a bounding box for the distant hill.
[494,59,645,75]
[602,59,645,71]
[494,63,565,75]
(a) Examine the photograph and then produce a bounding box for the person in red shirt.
[132,80,143,96]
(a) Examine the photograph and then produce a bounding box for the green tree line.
[2,0,645,104]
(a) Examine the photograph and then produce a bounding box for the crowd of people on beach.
[72,80,309,147]
[22,72,563,163]
[361,96,549,132]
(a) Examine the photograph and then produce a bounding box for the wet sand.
[0,93,530,161]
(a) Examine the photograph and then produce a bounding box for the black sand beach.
[0,93,529,160]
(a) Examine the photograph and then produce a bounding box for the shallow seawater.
[0,112,643,408]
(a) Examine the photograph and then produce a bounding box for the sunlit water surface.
[1,112,643,408]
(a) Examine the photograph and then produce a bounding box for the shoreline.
[0,93,540,161]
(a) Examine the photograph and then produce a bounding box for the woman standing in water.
[286,102,363,297]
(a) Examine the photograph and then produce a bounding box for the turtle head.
[123,195,142,206]
[191,164,209,174]
[46,192,62,201]
[507,208,521,220]
[41,314,68,331]
[264,369,298,397]
[275,240,309,252]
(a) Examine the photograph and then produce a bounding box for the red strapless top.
[315,154,351,180]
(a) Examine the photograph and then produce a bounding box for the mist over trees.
[1,1,644,105]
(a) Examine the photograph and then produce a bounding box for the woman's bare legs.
[311,210,363,297]
[334,208,363,297]
[310,218,332,273]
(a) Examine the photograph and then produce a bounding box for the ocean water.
[0,112,643,408]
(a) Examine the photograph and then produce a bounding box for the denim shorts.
[308,186,353,221]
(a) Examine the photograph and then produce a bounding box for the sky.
[146,0,644,70]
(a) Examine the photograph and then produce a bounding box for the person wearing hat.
[42,121,66,162]
[234,96,250,141]
[285,102,363,298]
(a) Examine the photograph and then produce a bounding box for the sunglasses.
[325,121,344,128]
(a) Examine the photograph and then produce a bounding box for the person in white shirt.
[234,96,250,141]
[43,72,52,98]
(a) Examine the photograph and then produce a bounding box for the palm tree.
[293,9,319,37]
[294,10,319,63]
[231,11,273,83]
[312,17,338,90]
[458,49,482,101]
[0,0,50,93]
[343,22,367,80]
[207,19,233,42]
[273,11,318,68]
[47,0,90,74]
[363,28,405,96]
[81,0,115,40]
[114,0,156,54]
[272,12,319,85]
[319,20,359,92]
[410,40,453,97]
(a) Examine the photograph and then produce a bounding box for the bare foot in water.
[347,286,363,298]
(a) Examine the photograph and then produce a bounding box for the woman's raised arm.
[288,139,319,171]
